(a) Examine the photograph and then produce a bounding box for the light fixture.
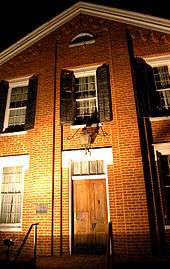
[79,127,91,154]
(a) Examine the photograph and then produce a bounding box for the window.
[135,56,170,117]
[74,69,98,125]
[69,33,95,47]
[1,167,22,225]
[154,142,170,227]
[157,153,170,226]
[152,65,170,110]
[5,80,28,129]
[60,64,112,126]
[72,160,104,175]
[0,155,29,231]
[0,75,38,133]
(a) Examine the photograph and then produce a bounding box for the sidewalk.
[1,254,170,269]
[36,255,170,269]
[36,255,107,269]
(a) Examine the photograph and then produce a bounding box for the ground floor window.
[154,143,170,227]
[157,153,170,225]
[0,155,29,231]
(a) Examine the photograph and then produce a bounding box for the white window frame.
[3,76,30,132]
[71,65,100,128]
[0,155,29,231]
[145,55,170,121]
[153,142,170,229]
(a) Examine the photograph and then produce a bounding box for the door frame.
[69,167,111,254]
[71,176,109,254]
[62,147,113,255]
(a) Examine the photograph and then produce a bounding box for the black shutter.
[0,80,9,132]
[133,57,161,117]
[96,64,112,122]
[25,75,38,130]
[60,69,75,125]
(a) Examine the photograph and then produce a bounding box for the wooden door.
[73,179,108,254]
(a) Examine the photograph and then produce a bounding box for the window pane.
[0,166,22,224]
[75,76,96,98]
[89,161,98,174]
[76,99,96,118]
[97,160,104,174]
[158,90,170,110]
[9,107,27,126]
[81,161,89,174]
[73,162,81,175]
[10,86,28,105]
[153,66,170,90]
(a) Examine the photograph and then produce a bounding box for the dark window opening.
[158,154,170,225]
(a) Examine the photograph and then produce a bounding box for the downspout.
[51,39,58,256]
[126,29,159,255]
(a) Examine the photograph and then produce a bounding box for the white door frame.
[62,147,113,255]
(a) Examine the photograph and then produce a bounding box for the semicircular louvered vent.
[69,32,95,47]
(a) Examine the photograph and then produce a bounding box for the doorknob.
[92,223,96,230]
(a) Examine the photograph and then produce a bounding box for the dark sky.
[0,0,169,52]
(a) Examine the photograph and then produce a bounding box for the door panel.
[73,179,108,254]
[74,181,90,251]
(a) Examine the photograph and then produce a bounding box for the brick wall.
[0,14,169,259]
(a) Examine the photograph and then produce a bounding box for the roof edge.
[0,1,170,66]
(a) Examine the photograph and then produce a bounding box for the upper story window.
[60,64,112,126]
[0,75,38,134]
[0,155,29,231]
[152,65,170,110]
[134,56,170,118]
[5,79,28,129]
[74,69,98,125]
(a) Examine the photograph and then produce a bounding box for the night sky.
[0,0,169,52]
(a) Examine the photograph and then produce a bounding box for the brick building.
[0,1,170,260]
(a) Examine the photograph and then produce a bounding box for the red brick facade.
[0,8,170,261]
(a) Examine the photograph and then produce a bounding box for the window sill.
[71,123,102,129]
[149,116,170,122]
[0,226,22,232]
[0,131,27,136]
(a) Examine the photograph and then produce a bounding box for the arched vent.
[69,33,95,47]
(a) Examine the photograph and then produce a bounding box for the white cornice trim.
[0,1,170,66]
[144,55,170,66]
